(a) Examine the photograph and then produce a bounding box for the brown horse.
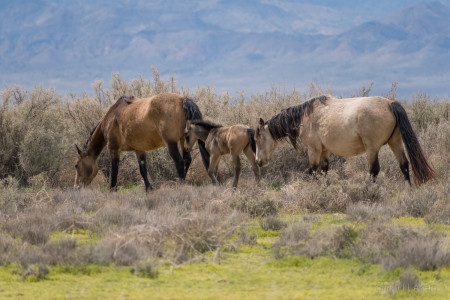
[184,120,260,188]
[255,95,436,187]
[74,93,210,192]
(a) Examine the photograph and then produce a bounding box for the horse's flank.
[86,93,188,154]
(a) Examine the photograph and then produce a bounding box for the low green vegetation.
[0,213,449,299]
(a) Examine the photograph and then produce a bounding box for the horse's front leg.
[307,147,321,179]
[243,146,260,184]
[109,149,120,192]
[232,155,241,189]
[136,151,152,192]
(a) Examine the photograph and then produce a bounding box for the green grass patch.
[392,216,427,227]
[2,255,448,299]
[50,229,100,245]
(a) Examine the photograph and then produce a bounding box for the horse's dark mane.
[190,119,223,131]
[265,95,329,149]
[83,121,100,151]
[82,95,133,152]
[118,95,134,104]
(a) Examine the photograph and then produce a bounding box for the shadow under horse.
[74,93,210,192]
[184,120,260,188]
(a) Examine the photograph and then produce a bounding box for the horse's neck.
[195,127,212,142]
[86,126,106,157]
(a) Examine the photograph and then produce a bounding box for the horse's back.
[309,96,396,156]
[228,125,252,152]
[108,93,187,151]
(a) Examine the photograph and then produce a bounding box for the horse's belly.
[322,135,366,157]
[330,146,366,157]
[123,132,165,151]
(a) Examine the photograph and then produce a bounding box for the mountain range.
[1,0,450,99]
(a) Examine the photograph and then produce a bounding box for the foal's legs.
[208,154,221,185]
[243,145,260,184]
[167,142,185,180]
[388,131,411,188]
[136,151,152,192]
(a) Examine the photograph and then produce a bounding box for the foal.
[184,120,260,188]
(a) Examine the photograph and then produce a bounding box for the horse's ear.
[186,120,191,129]
[259,118,265,127]
[75,144,82,156]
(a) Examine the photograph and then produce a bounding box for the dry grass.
[0,71,449,276]
[0,185,248,268]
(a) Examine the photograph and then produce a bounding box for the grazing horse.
[255,95,436,187]
[74,93,210,192]
[184,120,260,188]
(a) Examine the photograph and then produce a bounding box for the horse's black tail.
[247,128,257,154]
[390,101,436,185]
[182,98,210,170]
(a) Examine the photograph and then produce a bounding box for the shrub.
[383,234,450,271]
[4,208,53,245]
[235,229,257,247]
[345,202,392,223]
[21,264,49,281]
[398,270,421,290]
[273,221,357,259]
[235,197,278,217]
[259,215,287,231]
[131,261,159,279]
[396,185,439,217]
[425,198,450,225]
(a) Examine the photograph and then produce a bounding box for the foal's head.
[74,145,98,188]
[255,118,277,167]
[184,121,200,152]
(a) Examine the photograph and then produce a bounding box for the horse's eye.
[75,164,78,169]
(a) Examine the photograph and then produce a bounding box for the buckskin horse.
[255,95,435,187]
[74,93,210,192]
[184,120,260,188]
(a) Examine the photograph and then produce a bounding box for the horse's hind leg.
[109,149,120,192]
[366,149,380,182]
[231,154,242,189]
[388,130,411,188]
[136,151,152,192]
[182,149,192,177]
[208,154,221,186]
[179,138,192,177]
[167,142,185,180]
[244,145,260,184]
